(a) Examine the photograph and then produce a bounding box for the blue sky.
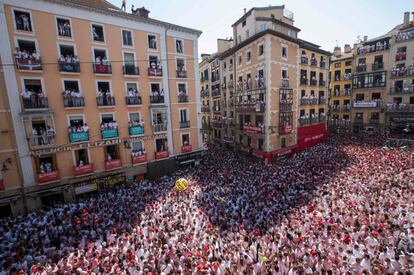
[108,0,413,57]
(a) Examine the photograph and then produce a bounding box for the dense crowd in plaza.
[0,134,413,274]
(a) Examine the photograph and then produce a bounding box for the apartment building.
[386,12,414,134]
[351,34,390,133]
[0,0,202,214]
[200,5,329,162]
[328,45,353,132]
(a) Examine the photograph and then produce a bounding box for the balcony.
[279,125,292,135]
[300,78,308,85]
[319,115,326,122]
[101,128,119,139]
[16,57,42,71]
[93,63,112,74]
[58,61,80,73]
[299,118,309,126]
[201,105,210,112]
[396,52,406,62]
[356,43,389,55]
[343,74,352,80]
[105,159,122,170]
[69,131,89,143]
[150,95,165,104]
[301,56,308,65]
[332,105,340,111]
[63,95,85,108]
[320,61,326,68]
[152,123,168,133]
[129,125,144,135]
[181,145,192,153]
[178,94,189,103]
[319,80,326,87]
[73,164,93,176]
[310,79,317,86]
[390,86,414,94]
[29,134,56,148]
[201,89,209,97]
[148,67,163,77]
[243,125,264,134]
[180,121,190,128]
[353,81,386,89]
[176,69,187,78]
[396,31,414,43]
[123,65,139,76]
[391,68,414,78]
[372,63,384,71]
[281,79,289,88]
[354,117,364,124]
[356,64,367,73]
[125,96,142,105]
[235,102,265,113]
[155,151,169,159]
[319,98,327,104]
[343,89,351,96]
[386,104,414,113]
[96,96,115,107]
[132,154,147,165]
[353,100,383,108]
[37,171,60,183]
[310,59,318,66]
[342,105,351,111]
[369,118,380,124]
[22,97,49,110]
[300,98,318,105]
[212,88,221,97]
[310,117,318,124]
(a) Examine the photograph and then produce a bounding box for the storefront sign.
[74,181,98,195]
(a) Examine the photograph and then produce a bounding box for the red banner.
[181,145,192,153]
[297,123,328,151]
[243,126,264,134]
[132,155,147,164]
[37,171,60,183]
[155,151,169,159]
[105,159,122,170]
[73,164,94,176]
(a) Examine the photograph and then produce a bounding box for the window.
[74,149,89,166]
[59,44,75,58]
[246,30,250,39]
[176,39,183,53]
[105,145,119,160]
[177,58,185,71]
[345,60,352,66]
[258,45,264,56]
[180,109,188,122]
[14,10,32,32]
[242,20,246,27]
[92,24,104,42]
[149,55,160,68]
[148,35,157,49]
[182,133,190,146]
[122,30,133,46]
[131,141,144,152]
[282,69,288,79]
[63,80,80,95]
[282,46,287,58]
[246,51,251,62]
[129,112,141,123]
[155,138,168,152]
[238,55,242,65]
[259,24,267,32]
[93,49,108,63]
[69,115,84,128]
[97,81,111,95]
[56,17,71,37]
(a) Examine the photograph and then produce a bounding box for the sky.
[108,0,413,57]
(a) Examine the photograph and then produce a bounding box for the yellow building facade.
[0,0,202,215]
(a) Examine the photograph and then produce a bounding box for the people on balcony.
[100,121,118,131]
[255,75,265,88]
[343,72,352,80]
[396,31,413,42]
[178,90,187,102]
[127,88,140,98]
[132,148,146,157]
[150,60,161,69]
[39,162,54,174]
[68,123,89,134]
[356,41,387,55]
[97,90,113,106]
[14,47,41,63]
[128,119,144,128]
[391,64,414,77]
[32,125,55,146]
[63,89,82,107]
[58,21,71,37]
[21,88,46,108]
[236,97,265,106]
[59,54,79,64]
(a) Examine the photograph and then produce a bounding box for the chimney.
[135,7,150,18]
[404,12,410,24]
[333,46,341,57]
[363,36,368,42]
[344,44,352,53]
[244,8,247,14]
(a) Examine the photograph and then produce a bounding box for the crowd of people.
[100,121,118,131]
[62,89,83,107]
[68,123,90,134]
[396,31,414,42]
[32,125,56,146]
[0,134,413,273]
[20,89,47,109]
[391,64,414,78]
[14,47,41,63]
[57,21,71,37]
[38,161,55,174]
[236,75,266,92]
[59,55,79,65]
[356,41,388,55]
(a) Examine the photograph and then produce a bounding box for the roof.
[43,0,202,36]
[219,28,299,59]
[256,16,300,32]
[231,5,285,27]
[331,52,353,62]
[298,39,331,56]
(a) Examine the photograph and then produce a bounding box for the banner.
[297,123,328,151]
